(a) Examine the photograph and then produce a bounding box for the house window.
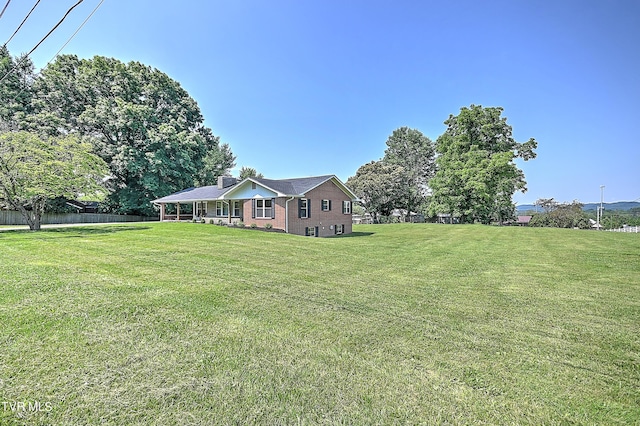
[342,200,351,214]
[232,201,241,217]
[299,199,309,218]
[216,201,229,217]
[306,226,316,237]
[196,201,207,217]
[335,224,344,235]
[256,199,272,218]
[322,199,331,211]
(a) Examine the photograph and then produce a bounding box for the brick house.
[152,175,358,237]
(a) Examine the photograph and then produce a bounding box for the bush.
[217,219,225,226]
[209,219,215,225]
[264,223,273,230]
[192,218,197,223]
[237,221,244,228]
[200,218,206,224]
[250,223,257,229]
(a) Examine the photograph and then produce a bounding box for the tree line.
[347,105,538,224]
[0,47,235,229]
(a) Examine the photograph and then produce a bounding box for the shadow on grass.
[45,225,152,235]
[332,231,375,238]
[0,225,151,237]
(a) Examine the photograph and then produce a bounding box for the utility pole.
[598,185,605,230]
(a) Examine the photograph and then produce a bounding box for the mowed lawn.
[0,223,638,425]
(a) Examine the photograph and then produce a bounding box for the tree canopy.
[0,46,34,126]
[382,127,435,217]
[346,160,410,222]
[428,105,537,224]
[11,53,235,215]
[529,200,590,229]
[0,131,108,230]
[238,166,264,179]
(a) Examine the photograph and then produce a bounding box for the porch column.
[176,203,180,221]
[160,203,165,221]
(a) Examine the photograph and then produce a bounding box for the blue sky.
[2,0,638,204]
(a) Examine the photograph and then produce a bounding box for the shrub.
[201,218,206,224]
[250,223,257,229]
[192,218,197,223]
[217,219,225,226]
[237,221,244,228]
[209,219,215,225]
[264,223,273,230]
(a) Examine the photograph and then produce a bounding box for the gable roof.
[251,175,333,196]
[152,175,357,204]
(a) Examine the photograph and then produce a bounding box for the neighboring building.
[66,200,99,213]
[516,215,532,226]
[152,175,358,237]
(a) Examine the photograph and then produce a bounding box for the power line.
[9,0,105,103]
[25,0,84,57]
[0,0,84,84]
[46,0,103,64]
[0,0,11,21]
[3,0,42,47]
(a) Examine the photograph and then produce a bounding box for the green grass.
[0,223,638,425]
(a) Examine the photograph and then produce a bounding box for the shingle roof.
[152,185,230,203]
[252,175,335,195]
[152,175,356,204]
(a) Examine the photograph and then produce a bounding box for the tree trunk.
[17,200,44,231]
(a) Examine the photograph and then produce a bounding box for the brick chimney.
[217,176,237,189]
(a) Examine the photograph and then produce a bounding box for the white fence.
[0,210,158,225]
[607,226,639,233]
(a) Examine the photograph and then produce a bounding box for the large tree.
[346,160,410,223]
[0,46,34,126]
[429,105,537,224]
[25,55,235,215]
[0,131,108,230]
[383,127,435,217]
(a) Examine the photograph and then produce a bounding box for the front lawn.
[0,223,638,424]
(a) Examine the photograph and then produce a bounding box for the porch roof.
[152,185,230,203]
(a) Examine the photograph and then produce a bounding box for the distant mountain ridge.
[516,201,640,212]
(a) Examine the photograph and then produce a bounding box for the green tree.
[529,201,590,229]
[238,166,264,179]
[0,46,34,126]
[429,105,537,224]
[27,55,235,215]
[383,127,435,219]
[347,161,410,223]
[0,131,108,230]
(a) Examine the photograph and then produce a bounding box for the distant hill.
[517,202,640,212]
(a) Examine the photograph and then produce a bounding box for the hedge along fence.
[0,210,158,226]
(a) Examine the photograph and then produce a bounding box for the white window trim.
[322,199,330,211]
[196,201,207,217]
[232,200,242,217]
[300,198,309,219]
[216,201,229,217]
[343,200,351,214]
[256,199,273,219]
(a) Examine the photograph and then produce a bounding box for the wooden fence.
[0,210,158,226]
